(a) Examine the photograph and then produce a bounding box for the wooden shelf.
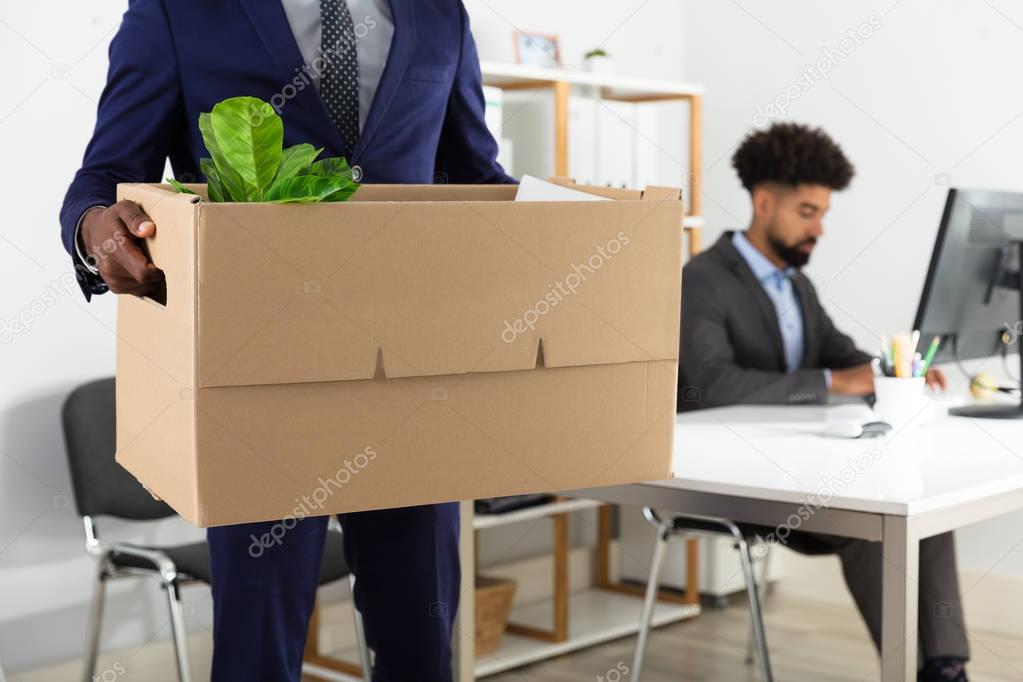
[480,61,703,217]
[480,61,704,102]
[473,498,603,530]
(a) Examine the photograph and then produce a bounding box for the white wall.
[0,2,213,672]
[679,0,1023,583]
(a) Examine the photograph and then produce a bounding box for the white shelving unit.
[473,498,602,530]
[476,589,699,677]
[479,60,705,256]
[470,497,701,679]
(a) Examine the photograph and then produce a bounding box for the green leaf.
[264,175,358,204]
[200,158,227,203]
[166,177,197,195]
[275,144,322,184]
[192,97,359,204]
[199,112,247,201]
[302,156,353,179]
[320,182,359,202]
[209,97,284,201]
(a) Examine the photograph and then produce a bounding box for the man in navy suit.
[60,1,513,680]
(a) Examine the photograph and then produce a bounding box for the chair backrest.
[61,378,174,521]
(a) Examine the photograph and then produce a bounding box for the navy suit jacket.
[60,0,514,299]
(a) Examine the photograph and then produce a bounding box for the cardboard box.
[115,181,682,527]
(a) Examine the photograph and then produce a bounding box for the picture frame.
[513,30,561,68]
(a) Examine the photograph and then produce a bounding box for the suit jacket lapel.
[792,274,817,369]
[353,0,416,159]
[716,234,787,371]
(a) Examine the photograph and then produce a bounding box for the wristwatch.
[75,205,106,276]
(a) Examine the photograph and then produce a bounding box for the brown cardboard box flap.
[124,185,681,389]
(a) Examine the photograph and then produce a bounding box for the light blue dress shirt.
[730,232,832,389]
[731,231,806,372]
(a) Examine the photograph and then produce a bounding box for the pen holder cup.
[873,376,930,429]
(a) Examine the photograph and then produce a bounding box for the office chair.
[631,507,773,682]
[62,378,369,682]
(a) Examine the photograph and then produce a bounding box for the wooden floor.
[487,595,1023,682]
[11,593,1023,681]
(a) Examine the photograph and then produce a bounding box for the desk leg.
[881,515,918,682]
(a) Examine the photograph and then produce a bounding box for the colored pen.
[892,335,902,377]
[880,335,892,373]
[919,335,941,375]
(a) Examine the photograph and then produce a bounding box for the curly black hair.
[731,123,854,192]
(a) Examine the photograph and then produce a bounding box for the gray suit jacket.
[678,232,872,411]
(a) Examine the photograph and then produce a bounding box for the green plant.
[583,48,609,60]
[168,96,359,203]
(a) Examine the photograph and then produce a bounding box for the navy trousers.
[207,503,461,682]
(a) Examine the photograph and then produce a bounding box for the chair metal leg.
[745,542,772,665]
[81,556,109,682]
[163,581,193,682]
[632,516,671,682]
[736,536,773,682]
[349,573,372,679]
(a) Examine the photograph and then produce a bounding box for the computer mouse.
[859,421,892,437]
[822,421,864,439]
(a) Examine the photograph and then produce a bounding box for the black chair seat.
[110,531,350,585]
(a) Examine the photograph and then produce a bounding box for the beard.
[768,234,817,268]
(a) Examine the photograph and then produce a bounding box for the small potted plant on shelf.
[581,47,612,76]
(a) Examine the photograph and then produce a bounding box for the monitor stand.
[950,403,1023,419]
[951,240,1023,419]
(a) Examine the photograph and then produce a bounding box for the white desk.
[569,404,1023,682]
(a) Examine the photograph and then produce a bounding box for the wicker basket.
[474,575,518,656]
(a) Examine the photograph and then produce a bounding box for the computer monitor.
[914,188,1023,419]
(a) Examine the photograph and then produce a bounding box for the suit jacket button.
[351,165,363,183]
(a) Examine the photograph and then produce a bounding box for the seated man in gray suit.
[679,123,969,682]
